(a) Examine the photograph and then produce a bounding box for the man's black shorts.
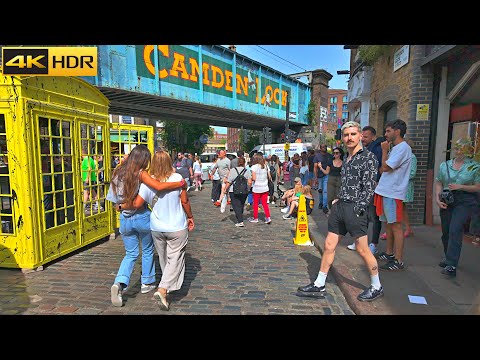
[328,201,368,238]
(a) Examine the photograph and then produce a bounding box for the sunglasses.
[334,152,340,154]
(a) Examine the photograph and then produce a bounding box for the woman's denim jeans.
[114,209,155,287]
[440,191,478,267]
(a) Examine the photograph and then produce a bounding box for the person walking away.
[326,147,343,209]
[373,119,412,271]
[119,149,195,311]
[193,155,203,191]
[297,121,382,301]
[434,138,480,277]
[225,156,251,227]
[348,125,384,253]
[248,153,272,224]
[107,145,185,307]
[268,154,281,204]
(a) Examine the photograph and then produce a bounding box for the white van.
[249,143,312,163]
[199,152,237,181]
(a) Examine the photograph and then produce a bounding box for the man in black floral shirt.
[297,121,384,302]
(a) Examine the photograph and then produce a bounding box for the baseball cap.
[294,177,301,182]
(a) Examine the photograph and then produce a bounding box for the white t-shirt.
[193,161,202,174]
[138,172,187,232]
[251,163,270,194]
[374,141,412,201]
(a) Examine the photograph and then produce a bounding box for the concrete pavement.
[308,208,480,315]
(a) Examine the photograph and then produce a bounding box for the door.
[109,123,154,228]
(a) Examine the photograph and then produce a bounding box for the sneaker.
[153,290,169,311]
[227,200,231,205]
[296,283,326,298]
[214,201,221,207]
[322,207,329,214]
[235,222,245,227]
[281,207,290,213]
[438,258,447,268]
[379,259,405,271]
[194,188,199,191]
[441,265,456,277]
[347,242,356,251]
[375,252,395,262]
[380,232,387,240]
[369,243,378,255]
[141,283,156,294]
[283,214,292,220]
[110,283,123,307]
[357,285,384,302]
[265,217,272,224]
[248,217,258,223]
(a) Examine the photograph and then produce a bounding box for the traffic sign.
[199,134,209,144]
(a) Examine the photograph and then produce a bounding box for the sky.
[213,45,350,134]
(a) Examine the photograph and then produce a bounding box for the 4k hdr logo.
[1,47,97,76]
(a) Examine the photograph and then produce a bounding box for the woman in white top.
[193,155,203,191]
[120,149,195,311]
[248,153,272,224]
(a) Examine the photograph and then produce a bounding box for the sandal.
[404,230,414,238]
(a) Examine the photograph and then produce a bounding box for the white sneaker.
[110,283,123,307]
[235,222,245,227]
[248,217,258,223]
[369,243,378,255]
[264,217,271,224]
[281,207,290,213]
[195,188,199,191]
[141,284,156,294]
[347,242,356,251]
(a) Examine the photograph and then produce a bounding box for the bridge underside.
[98,88,297,131]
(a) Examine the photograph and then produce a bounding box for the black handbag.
[440,161,455,205]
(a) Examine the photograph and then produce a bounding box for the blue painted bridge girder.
[81,45,311,130]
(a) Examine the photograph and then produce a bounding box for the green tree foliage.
[245,131,260,153]
[358,45,392,65]
[161,120,213,154]
[307,103,316,125]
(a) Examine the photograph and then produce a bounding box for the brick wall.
[368,45,434,225]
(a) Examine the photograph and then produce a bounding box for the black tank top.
[330,162,342,177]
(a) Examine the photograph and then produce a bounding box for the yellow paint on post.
[293,195,313,246]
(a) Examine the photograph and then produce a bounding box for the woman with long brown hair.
[119,149,194,311]
[107,145,185,307]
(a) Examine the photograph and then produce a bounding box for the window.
[342,104,348,111]
[0,114,14,234]
[330,105,337,112]
[330,97,337,104]
[121,115,133,124]
[343,95,348,102]
[342,112,349,119]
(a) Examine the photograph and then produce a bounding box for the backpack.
[233,168,249,195]
[269,164,277,182]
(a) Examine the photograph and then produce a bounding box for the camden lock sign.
[136,45,291,110]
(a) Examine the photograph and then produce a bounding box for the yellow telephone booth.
[0,73,114,270]
[109,123,154,228]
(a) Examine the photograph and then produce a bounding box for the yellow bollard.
[293,195,313,246]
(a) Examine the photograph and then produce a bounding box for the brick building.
[346,45,480,225]
[227,127,241,152]
[326,89,348,138]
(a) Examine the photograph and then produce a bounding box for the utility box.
[0,73,114,270]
